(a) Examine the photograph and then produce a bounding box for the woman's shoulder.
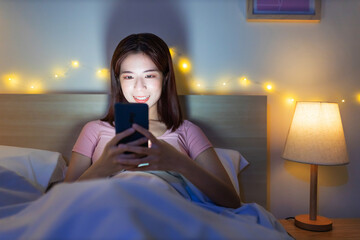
[176,120,201,132]
[82,120,113,131]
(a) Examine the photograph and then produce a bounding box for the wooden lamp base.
[295,214,333,232]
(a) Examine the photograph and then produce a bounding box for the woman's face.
[119,52,163,117]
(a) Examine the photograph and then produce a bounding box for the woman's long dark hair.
[101,33,183,131]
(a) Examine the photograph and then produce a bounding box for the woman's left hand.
[113,123,189,172]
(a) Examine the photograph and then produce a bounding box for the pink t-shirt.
[72,120,212,163]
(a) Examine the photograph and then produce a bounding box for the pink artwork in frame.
[247,0,321,23]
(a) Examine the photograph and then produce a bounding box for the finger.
[122,145,152,156]
[116,153,139,159]
[114,158,143,166]
[108,128,135,147]
[132,124,157,142]
[114,154,152,166]
[127,137,148,147]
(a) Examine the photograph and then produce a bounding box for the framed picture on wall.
[247,0,321,23]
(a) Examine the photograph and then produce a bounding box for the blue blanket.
[0,168,293,240]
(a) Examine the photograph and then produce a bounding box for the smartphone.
[114,103,149,148]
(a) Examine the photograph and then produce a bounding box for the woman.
[64,33,240,208]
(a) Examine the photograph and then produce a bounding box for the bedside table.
[279,218,360,240]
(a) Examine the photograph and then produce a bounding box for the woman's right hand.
[77,127,148,181]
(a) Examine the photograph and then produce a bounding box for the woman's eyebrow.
[143,69,159,73]
[120,70,132,74]
[120,69,158,74]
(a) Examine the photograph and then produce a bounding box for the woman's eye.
[145,74,155,78]
[123,75,133,80]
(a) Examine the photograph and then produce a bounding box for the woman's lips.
[133,96,150,103]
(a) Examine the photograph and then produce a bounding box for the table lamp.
[282,102,349,232]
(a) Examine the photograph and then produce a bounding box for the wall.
[0,0,359,218]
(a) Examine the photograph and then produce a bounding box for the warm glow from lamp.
[287,98,295,104]
[283,102,348,166]
[178,57,191,74]
[357,94,360,103]
[283,102,349,232]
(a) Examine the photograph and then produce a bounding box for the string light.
[264,83,274,92]
[71,60,79,68]
[2,74,19,89]
[178,57,191,74]
[190,77,206,94]
[96,68,110,80]
[27,81,43,94]
[0,51,357,104]
[239,77,250,87]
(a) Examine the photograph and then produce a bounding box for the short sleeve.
[183,121,212,160]
[72,121,99,158]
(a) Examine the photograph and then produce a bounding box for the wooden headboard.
[0,94,267,207]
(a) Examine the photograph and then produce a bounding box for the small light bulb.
[223,82,226,86]
[54,74,58,78]
[266,84,272,90]
[342,99,345,103]
[96,68,110,79]
[178,58,191,73]
[239,77,249,87]
[72,61,79,68]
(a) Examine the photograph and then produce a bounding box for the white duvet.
[0,167,292,240]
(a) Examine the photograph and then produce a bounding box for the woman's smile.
[133,96,150,103]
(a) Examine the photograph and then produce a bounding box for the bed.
[0,94,291,239]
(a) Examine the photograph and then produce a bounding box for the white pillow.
[214,148,249,196]
[0,145,66,192]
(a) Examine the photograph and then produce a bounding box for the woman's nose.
[134,77,147,90]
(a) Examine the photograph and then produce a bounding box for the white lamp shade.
[283,102,349,166]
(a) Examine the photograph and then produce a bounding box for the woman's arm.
[181,147,241,208]
[65,127,148,182]
[64,152,92,182]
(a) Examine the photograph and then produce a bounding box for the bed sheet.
[0,168,292,240]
